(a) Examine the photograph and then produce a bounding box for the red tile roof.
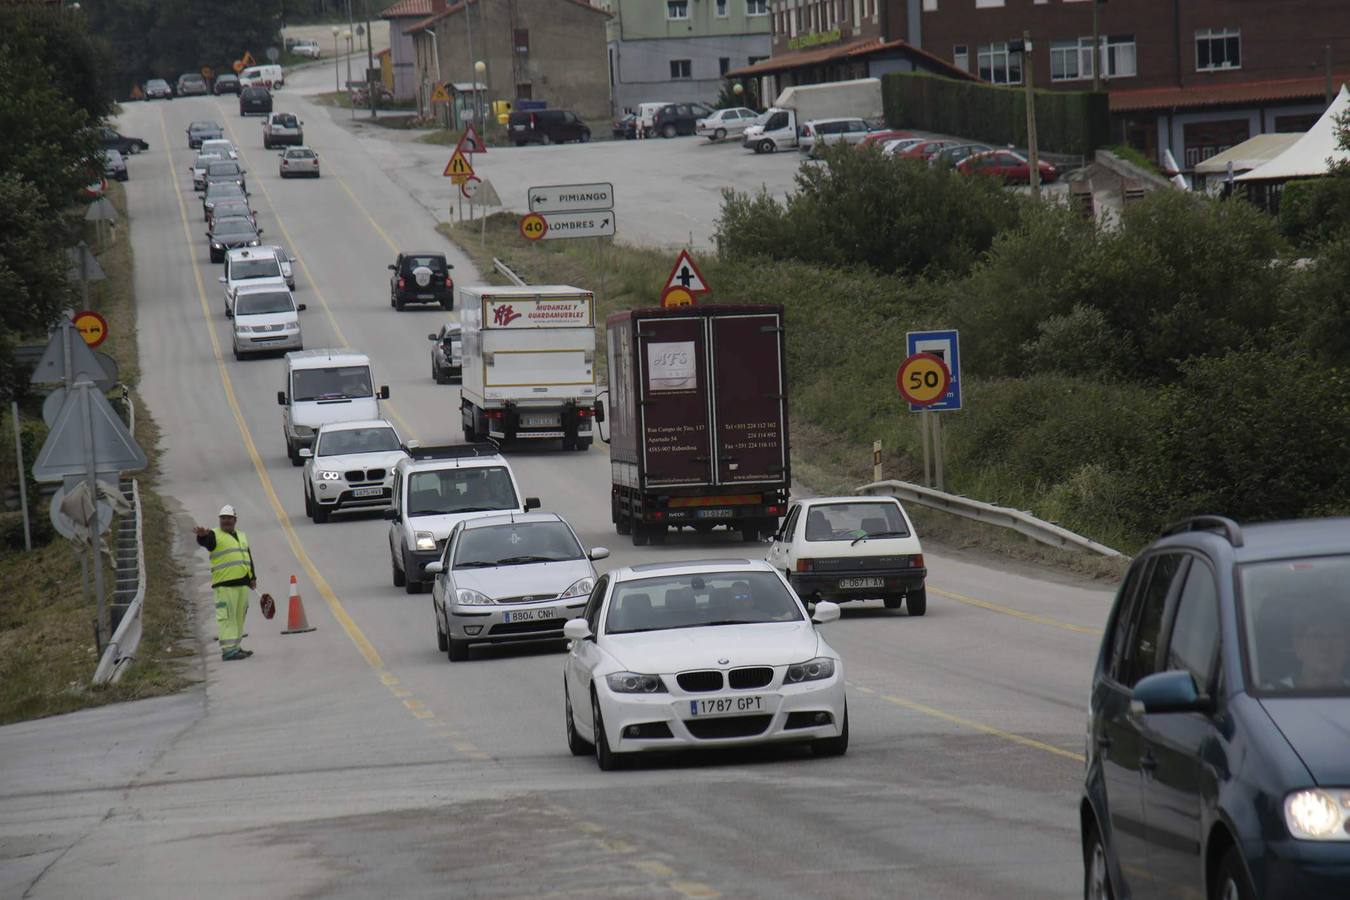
[725,37,974,82]
[381,0,439,19]
[1111,74,1349,113]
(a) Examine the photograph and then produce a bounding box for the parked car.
[695,107,760,141]
[611,112,637,140]
[895,138,960,160]
[144,78,173,100]
[798,117,870,157]
[650,102,715,139]
[634,101,672,137]
[278,146,320,178]
[956,149,1059,184]
[300,420,408,522]
[859,128,915,148]
[204,159,247,192]
[101,148,128,182]
[1081,515,1350,900]
[428,322,462,384]
[561,559,848,770]
[205,215,263,263]
[186,120,224,149]
[239,86,272,116]
[229,284,304,360]
[388,251,454,311]
[263,112,303,148]
[507,109,591,145]
[291,39,322,59]
[177,73,209,96]
[881,138,924,157]
[931,143,993,167]
[213,73,240,95]
[98,127,149,156]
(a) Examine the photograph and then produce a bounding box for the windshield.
[291,365,373,402]
[606,571,803,635]
[208,162,242,176]
[1241,555,1350,696]
[231,258,280,279]
[235,291,293,316]
[317,427,400,456]
[405,466,518,516]
[802,502,909,542]
[214,219,254,236]
[207,184,245,201]
[453,522,582,567]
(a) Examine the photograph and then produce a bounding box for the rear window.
[287,149,316,159]
[802,502,909,542]
[402,255,446,273]
[207,162,242,175]
[273,114,298,128]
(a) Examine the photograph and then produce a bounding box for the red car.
[956,149,1059,184]
[895,139,960,160]
[859,129,914,147]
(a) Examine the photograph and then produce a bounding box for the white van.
[240,65,285,90]
[635,101,671,137]
[277,349,390,465]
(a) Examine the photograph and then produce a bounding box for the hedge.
[882,72,1109,156]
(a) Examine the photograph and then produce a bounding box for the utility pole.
[1091,0,1102,92]
[463,0,479,131]
[1022,31,1041,201]
[366,0,377,118]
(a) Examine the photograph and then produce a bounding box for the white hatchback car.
[562,559,847,770]
[695,107,760,141]
[229,284,304,359]
[765,496,927,615]
[300,419,408,523]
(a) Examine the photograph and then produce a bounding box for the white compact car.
[229,284,304,359]
[425,513,606,660]
[219,247,288,316]
[765,496,927,615]
[562,559,847,770]
[695,107,760,141]
[199,138,238,161]
[300,419,409,523]
[291,39,322,59]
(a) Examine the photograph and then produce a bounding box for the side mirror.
[387,264,397,270]
[276,391,287,405]
[563,619,592,641]
[256,227,264,234]
[1132,670,1210,715]
[378,385,390,400]
[225,308,233,318]
[298,447,312,458]
[427,333,438,341]
[297,303,307,311]
[424,561,443,575]
[406,439,421,450]
[524,497,541,512]
[383,508,400,521]
[218,276,227,283]
[593,399,605,424]
[811,600,841,624]
[588,547,610,561]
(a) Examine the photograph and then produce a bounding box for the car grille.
[489,618,565,636]
[808,555,917,572]
[252,323,286,333]
[343,468,386,483]
[685,715,772,739]
[677,670,723,693]
[494,594,558,604]
[728,667,774,689]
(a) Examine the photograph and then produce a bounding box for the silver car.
[102,148,128,182]
[426,513,608,661]
[278,146,320,178]
[190,151,225,191]
[695,107,760,141]
[799,117,871,156]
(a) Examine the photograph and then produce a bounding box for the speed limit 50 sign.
[897,353,950,407]
[903,329,961,411]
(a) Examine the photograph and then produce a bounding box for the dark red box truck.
[598,304,790,545]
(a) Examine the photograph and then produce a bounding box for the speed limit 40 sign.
[897,353,950,407]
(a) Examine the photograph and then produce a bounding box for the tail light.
[795,559,815,573]
[575,408,592,418]
[443,275,453,289]
[397,277,406,289]
[767,505,783,515]
[485,409,505,420]
[911,554,924,568]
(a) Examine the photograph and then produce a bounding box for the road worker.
[193,505,256,660]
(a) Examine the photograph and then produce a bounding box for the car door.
[766,503,800,571]
[435,523,466,628]
[565,575,610,732]
[845,120,869,145]
[1140,556,1220,896]
[1099,552,1185,899]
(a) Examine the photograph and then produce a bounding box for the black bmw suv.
[1082,515,1350,900]
[239,86,272,116]
[388,251,454,311]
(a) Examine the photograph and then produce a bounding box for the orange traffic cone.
[281,574,316,634]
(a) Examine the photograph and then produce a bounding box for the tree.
[0,176,73,400]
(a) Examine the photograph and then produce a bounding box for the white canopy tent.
[1236,84,1350,182]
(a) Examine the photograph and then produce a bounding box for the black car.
[213,73,240,95]
[239,86,272,116]
[428,323,463,384]
[650,102,714,139]
[611,112,637,140]
[507,109,590,146]
[205,215,263,263]
[186,120,224,149]
[389,252,454,310]
[98,127,149,155]
[1082,515,1350,900]
[204,160,247,192]
[202,181,248,223]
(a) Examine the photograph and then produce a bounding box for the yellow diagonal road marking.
[929,586,1103,636]
[878,693,1084,762]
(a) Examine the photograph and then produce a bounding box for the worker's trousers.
[213,584,249,658]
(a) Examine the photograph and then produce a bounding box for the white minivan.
[277,350,390,465]
[240,65,284,90]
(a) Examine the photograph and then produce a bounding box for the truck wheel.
[906,588,927,616]
[631,523,650,546]
[575,437,592,451]
[614,500,632,535]
[758,139,775,154]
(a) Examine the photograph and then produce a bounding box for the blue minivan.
[1081,516,1350,899]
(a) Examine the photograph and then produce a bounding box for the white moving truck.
[742,78,883,153]
[458,285,597,450]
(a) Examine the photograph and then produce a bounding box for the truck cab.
[277,349,390,465]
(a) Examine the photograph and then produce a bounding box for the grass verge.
[0,181,195,725]
[438,213,1129,581]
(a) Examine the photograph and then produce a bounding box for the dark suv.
[389,251,454,311]
[239,86,272,116]
[650,102,714,138]
[507,109,590,146]
[1082,515,1350,900]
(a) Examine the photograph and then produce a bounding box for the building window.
[1103,35,1137,79]
[923,0,937,11]
[716,0,727,16]
[977,42,1021,85]
[747,0,769,15]
[953,44,968,72]
[974,0,1004,7]
[719,57,730,75]
[513,29,529,53]
[1196,27,1240,71]
[1050,37,1095,82]
[671,59,692,79]
[666,1,689,20]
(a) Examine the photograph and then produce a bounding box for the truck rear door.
[637,316,713,487]
[710,311,787,486]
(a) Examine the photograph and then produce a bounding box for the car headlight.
[414,531,437,551]
[210,242,222,249]
[248,240,260,247]
[455,588,494,606]
[1285,789,1350,840]
[560,577,594,600]
[317,470,341,481]
[606,672,667,694]
[785,657,836,684]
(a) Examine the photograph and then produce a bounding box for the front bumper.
[447,599,588,645]
[236,329,302,353]
[1255,839,1350,900]
[597,672,846,753]
[789,568,927,601]
[314,478,394,511]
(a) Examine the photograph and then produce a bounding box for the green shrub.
[1278,176,1350,249]
[1278,232,1350,366]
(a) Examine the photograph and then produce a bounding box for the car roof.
[395,454,509,474]
[233,280,289,295]
[797,496,899,507]
[615,558,774,580]
[399,250,447,258]
[226,246,279,261]
[462,512,563,529]
[285,348,371,368]
[316,418,397,434]
[1151,517,1350,564]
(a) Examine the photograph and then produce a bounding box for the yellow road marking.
[334,174,400,253]
[379,672,399,685]
[391,687,413,698]
[632,860,675,878]
[412,709,435,719]
[879,693,1084,762]
[929,586,1103,636]
[670,882,721,899]
[402,698,425,710]
[158,111,384,671]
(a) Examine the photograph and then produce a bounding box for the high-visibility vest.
[210,528,252,585]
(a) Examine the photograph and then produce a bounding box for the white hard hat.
[218,504,237,518]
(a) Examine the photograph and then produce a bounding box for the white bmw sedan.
[562,559,847,770]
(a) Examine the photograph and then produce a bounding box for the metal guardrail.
[93,479,144,685]
[857,479,1126,558]
[492,257,527,287]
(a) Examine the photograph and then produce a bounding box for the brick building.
[735,1,1350,169]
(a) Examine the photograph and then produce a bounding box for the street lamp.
[473,60,486,129]
[331,26,341,93]
[344,29,353,99]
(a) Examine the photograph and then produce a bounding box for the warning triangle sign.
[443,147,474,179]
[30,322,108,386]
[663,250,710,295]
[241,50,256,68]
[457,123,486,154]
[31,380,147,482]
[430,82,451,105]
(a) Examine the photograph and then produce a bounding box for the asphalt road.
[0,78,1116,899]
